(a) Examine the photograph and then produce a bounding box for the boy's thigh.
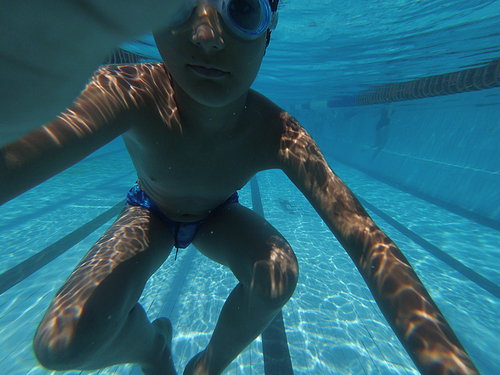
[192,203,298,288]
[66,205,175,302]
[35,205,175,346]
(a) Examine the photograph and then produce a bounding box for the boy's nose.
[191,5,224,51]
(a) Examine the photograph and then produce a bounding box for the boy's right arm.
[0,66,137,206]
[1,0,185,145]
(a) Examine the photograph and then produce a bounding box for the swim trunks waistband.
[126,183,239,251]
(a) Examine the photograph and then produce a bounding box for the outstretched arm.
[1,0,185,144]
[0,65,140,205]
[276,112,479,375]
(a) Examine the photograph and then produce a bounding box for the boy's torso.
[107,63,284,222]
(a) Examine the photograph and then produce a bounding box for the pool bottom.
[0,150,498,374]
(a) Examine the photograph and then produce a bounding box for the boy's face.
[153,5,267,107]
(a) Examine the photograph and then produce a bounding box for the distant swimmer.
[1,1,478,374]
[361,104,394,161]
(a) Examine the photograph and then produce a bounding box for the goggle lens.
[227,0,264,31]
[168,0,274,40]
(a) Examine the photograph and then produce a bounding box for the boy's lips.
[188,64,228,78]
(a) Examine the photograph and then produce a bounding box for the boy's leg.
[188,203,299,375]
[33,205,176,374]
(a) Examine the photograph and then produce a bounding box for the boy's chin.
[189,87,249,108]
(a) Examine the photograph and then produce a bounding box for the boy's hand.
[0,0,183,146]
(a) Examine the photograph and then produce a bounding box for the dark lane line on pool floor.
[0,200,125,295]
[251,176,295,375]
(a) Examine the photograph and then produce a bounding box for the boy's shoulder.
[244,89,286,135]
[246,89,285,121]
[87,62,176,122]
[246,89,303,133]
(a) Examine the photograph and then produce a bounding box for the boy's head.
[153,0,280,107]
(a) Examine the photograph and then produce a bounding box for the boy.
[0,0,479,374]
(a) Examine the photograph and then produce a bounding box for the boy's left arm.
[275,112,479,375]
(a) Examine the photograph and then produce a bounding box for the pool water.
[1,136,498,374]
[1,0,500,374]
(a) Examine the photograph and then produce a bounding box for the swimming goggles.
[167,0,278,40]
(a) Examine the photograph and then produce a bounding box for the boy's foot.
[141,318,177,375]
[183,351,205,375]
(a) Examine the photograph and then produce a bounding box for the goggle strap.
[269,12,279,31]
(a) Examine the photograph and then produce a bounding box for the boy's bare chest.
[123,116,276,204]
[155,133,261,185]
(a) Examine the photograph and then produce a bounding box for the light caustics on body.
[277,112,479,375]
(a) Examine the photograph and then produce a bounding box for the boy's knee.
[251,236,299,307]
[33,301,105,370]
[33,304,94,371]
[33,322,81,371]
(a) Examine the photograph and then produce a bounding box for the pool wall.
[290,89,500,223]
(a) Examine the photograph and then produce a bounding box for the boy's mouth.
[188,64,228,78]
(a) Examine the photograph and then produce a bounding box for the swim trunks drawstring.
[174,222,181,260]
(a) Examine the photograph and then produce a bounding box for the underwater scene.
[1,0,499,374]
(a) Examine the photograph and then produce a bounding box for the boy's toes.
[183,351,205,375]
[152,318,173,343]
[141,318,176,375]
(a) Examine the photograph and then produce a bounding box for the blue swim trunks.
[126,183,239,252]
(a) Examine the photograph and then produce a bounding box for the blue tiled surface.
[0,138,499,374]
